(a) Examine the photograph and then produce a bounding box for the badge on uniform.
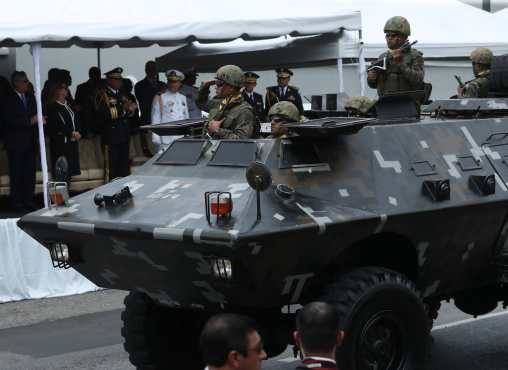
[288,96,295,101]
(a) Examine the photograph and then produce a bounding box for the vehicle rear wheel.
[318,267,430,370]
[121,291,207,370]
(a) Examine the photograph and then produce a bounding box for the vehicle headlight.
[49,243,71,269]
[211,258,232,280]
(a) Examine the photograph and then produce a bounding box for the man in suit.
[135,61,165,156]
[265,67,304,116]
[242,72,265,137]
[3,71,40,212]
[75,66,102,136]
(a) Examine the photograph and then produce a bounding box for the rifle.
[454,75,465,88]
[368,40,418,72]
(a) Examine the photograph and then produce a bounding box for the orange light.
[211,195,233,216]
[50,192,66,206]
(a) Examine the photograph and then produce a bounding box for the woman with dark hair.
[46,83,82,181]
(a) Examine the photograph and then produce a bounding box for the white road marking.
[432,310,508,331]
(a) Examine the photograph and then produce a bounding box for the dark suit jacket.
[242,90,265,122]
[135,77,165,125]
[265,85,304,115]
[2,90,37,151]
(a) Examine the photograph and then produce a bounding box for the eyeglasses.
[385,32,402,38]
[271,118,286,124]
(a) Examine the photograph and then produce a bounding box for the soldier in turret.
[367,16,424,97]
[457,48,493,98]
[267,101,301,139]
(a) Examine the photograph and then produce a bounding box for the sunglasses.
[385,32,402,39]
[271,118,286,123]
[215,80,225,87]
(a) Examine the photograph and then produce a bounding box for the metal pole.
[30,43,49,208]
[336,32,344,108]
[482,0,491,12]
[358,29,366,96]
[97,47,101,69]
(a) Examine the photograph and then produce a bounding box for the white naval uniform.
[151,90,189,149]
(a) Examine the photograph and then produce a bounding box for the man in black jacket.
[3,71,40,212]
[75,66,102,136]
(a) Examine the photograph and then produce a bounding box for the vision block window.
[279,140,328,169]
[208,141,258,167]
[155,139,208,165]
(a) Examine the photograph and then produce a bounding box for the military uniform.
[265,68,304,115]
[94,67,133,180]
[459,48,493,99]
[368,16,425,97]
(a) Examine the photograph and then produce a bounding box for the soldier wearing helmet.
[196,65,255,139]
[367,16,425,97]
[457,48,493,98]
[267,101,301,138]
[344,96,376,117]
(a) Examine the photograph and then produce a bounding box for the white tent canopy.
[0,0,360,47]
[0,0,362,207]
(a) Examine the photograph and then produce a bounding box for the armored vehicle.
[17,98,508,370]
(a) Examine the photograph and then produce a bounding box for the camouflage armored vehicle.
[17,98,508,370]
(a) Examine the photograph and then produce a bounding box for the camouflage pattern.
[471,47,493,65]
[215,65,245,88]
[368,46,425,97]
[345,96,376,115]
[196,84,255,139]
[460,70,491,98]
[268,101,300,122]
[383,16,411,36]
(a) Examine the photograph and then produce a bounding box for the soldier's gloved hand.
[367,70,378,82]
[208,118,225,133]
[202,80,216,89]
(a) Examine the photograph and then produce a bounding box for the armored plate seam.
[373,150,402,173]
[57,221,94,234]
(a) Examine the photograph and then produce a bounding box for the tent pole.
[97,48,101,69]
[30,43,49,208]
[358,29,366,96]
[336,32,344,108]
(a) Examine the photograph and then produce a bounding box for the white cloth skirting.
[0,218,99,303]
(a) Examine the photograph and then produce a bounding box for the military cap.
[345,96,375,114]
[470,47,493,65]
[384,16,411,37]
[276,68,293,78]
[166,69,185,82]
[244,72,260,84]
[105,67,123,79]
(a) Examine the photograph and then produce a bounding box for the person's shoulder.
[288,85,300,92]
[266,85,278,91]
[410,48,424,58]
[253,91,263,98]
[135,77,147,87]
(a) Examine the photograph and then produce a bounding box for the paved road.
[0,290,507,370]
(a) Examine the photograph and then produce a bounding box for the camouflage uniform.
[460,48,493,99]
[267,101,301,138]
[345,96,376,117]
[368,16,424,97]
[196,65,255,139]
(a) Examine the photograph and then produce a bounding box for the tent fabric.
[157,0,508,72]
[0,0,361,47]
[0,218,99,303]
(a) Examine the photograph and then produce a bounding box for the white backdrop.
[0,219,99,303]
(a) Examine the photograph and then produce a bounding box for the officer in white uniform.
[151,69,189,150]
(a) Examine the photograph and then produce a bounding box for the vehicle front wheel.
[318,267,430,370]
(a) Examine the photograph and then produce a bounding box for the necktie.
[21,94,27,108]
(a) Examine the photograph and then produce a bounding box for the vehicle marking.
[420,140,429,149]
[295,203,331,235]
[432,310,508,331]
[228,183,250,199]
[494,174,508,192]
[422,280,440,297]
[192,229,203,244]
[338,189,350,197]
[185,252,211,275]
[249,242,263,255]
[111,237,168,271]
[373,150,402,173]
[443,154,461,178]
[461,241,476,261]
[482,146,501,160]
[460,126,483,160]
[123,180,144,193]
[495,118,502,123]
[193,281,227,306]
[487,101,508,109]
[153,227,184,241]
[148,180,181,199]
[273,213,285,221]
[57,221,94,234]
[388,196,398,206]
[282,273,314,303]
[100,269,119,284]
[228,229,239,239]
[374,214,387,234]
[417,242,430,267]
[168,213,203,227]
[41,203,80,217]
[292,164,331,173]
[182,183,192,189]
[171,194,181,199]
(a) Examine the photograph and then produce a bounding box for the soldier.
[94,67,138,181]
[180,68,202,119]
[367,16,424,97]
[267,101,301,139]
[457,48,493,98]
[344,96,376,117]
[265,67,304,115]
[242,71,265,126]
[196,65,255,139]
[151,69,189,150]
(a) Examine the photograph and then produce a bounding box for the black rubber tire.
[121,291,207,370]
[317,267,430,370]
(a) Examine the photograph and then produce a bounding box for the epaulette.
[288,85,299,91]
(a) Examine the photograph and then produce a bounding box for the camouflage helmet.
[470,47,493,65]
[215,65,245,88]
[268,101,300,122]
[345,96,375,114]
[383,16,411,37]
